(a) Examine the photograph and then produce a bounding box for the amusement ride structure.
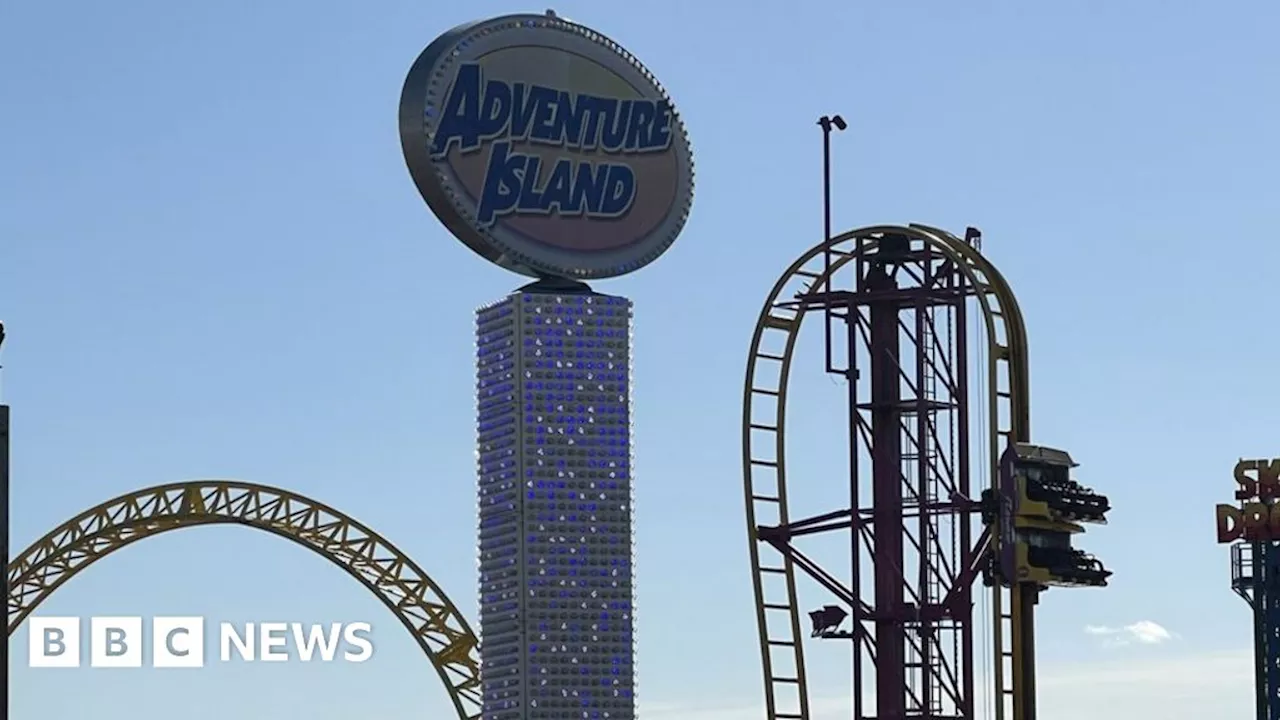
[0,323,470,720]
[742,118,1113,720]
[1219,457,1280,720]
[4,474,484,719]
[1231,533,1280,720]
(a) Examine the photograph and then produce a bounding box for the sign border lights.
[398,12,694,281]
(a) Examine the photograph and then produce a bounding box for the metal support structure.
[740,115,1052,720]
[742,220,1035,720]
[1,319,8,720]
[1,402,8,720]
[1232,540,1280,720]
[7,480,482,720]
[1010,583,1038,719]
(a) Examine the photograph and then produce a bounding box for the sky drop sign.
[399,13,694,280]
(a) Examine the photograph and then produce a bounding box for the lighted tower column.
[399,12,693,720]
[476,282,634,718]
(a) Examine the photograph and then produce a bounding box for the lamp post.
[816,114,847,291]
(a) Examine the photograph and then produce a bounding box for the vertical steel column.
[955,280,975,718]
[1,403,9,720]
[1255,539,1268,720]
[1261,539,1280,720]
[848,311,865,720]
[914,262,933,714]
[868,262,906,719]
[1013,586,1038,719]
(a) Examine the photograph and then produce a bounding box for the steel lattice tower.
[754,228,982,719]
[1233,540,1280,719]
[743,118,1114,720]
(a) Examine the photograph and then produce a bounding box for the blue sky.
[2,1,1276,718]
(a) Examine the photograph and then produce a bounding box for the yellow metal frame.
[741,224,1032,720]
[6,480,481,720]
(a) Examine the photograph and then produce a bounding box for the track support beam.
[8,480,482,720]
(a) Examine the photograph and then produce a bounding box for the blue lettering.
[478,142,522,223]
[431,64,674,225]
[528,87,560,144]
[553,92,588,150]
[599,99,630,152]
[649,101,673,151]
[599,165,635,215]
[432,64,511,155]
[509,84,540,141]
[432,64,672,155]
[576,96,607,151]
[477,142,636,227]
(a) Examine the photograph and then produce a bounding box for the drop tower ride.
[742,118,1112,720]
[1217,458,1280,720]
[399,12,693,720]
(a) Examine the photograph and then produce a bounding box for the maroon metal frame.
[757,232,983,719]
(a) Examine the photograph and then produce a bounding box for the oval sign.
[399,13,694,280]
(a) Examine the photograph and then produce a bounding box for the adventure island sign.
[399,12,694,280]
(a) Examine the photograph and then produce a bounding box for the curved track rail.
[742,224,1031,720]
[7,480,482,720]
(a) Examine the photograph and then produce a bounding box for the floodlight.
[808,605,848,637]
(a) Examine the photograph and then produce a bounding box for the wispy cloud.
[1085,619,1175,646]
[647,648,1249,720]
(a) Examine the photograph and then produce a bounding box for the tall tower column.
[477,286,635,719]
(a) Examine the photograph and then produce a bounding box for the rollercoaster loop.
[742,224,1032,720]
[6,480,481,720]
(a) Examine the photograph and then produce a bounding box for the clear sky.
[2,1,1276,718]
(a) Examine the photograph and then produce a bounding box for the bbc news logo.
[28,616,374,668]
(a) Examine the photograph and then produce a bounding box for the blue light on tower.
[477,291,635,719]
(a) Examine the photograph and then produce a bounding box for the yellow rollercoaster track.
[6,480,482,720]
[742,224,1034,720]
